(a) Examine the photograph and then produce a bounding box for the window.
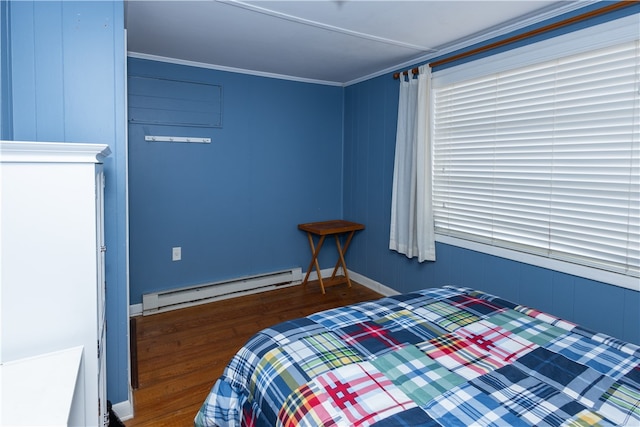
[432,16,639,286]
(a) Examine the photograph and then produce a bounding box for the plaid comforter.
[194,286,640,427]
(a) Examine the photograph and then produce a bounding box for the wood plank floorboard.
[124,280,382,426]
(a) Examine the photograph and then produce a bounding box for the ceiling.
[125,0,586,86]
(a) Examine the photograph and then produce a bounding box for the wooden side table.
[298,220,365,294]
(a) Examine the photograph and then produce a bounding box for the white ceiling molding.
[126,52,345,87]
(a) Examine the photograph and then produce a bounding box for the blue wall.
[342,63,640,346]
[127,58,345,304]
[3,0,130,404]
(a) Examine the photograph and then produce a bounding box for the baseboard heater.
[142,267,302,315]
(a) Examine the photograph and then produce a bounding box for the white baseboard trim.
[348,270,400,297]
[130,302,142,317]
[112,399,134,421]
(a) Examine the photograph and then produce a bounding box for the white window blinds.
[433,39,640,278]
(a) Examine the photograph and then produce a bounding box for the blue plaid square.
[572,327,640,360]
[515,347,616,409]
[195,379,246,427]
[309,306,370,330]
[446,294,505,317]
[472,364,611,427]
[424,382,526,426]
[546,333,638,380]
[369,407,438,427]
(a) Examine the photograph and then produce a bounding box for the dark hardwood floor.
[124,280,383,426]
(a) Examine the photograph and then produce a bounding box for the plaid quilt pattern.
[336,321,405,358]
[514,347,615,408]
[446,294,506,317]
[285,332,364,377]
[394,286,465,310]
[471,364,616,427]
[350,299,400,320]
[574,329,640,359]
[418,286,466,300]
[460,288,519,311]
[562,409,618,427]
[309,306,371,330]
[419,333,508,380]
[266,318,328,346]
[248,331,363,425]
[369,407,438,426]
[248,346,311,424]
[414,300,480,332]
[278,362,416,427]
[370,344,466,405]
[424,381,526,426]
[195,287,640,427]
[598,364,640,426]
[195,379,246,427]
[514,306,578,332]
[486,309,567,347]
[418,320,537,380]
[221,319,328,389]
[373,309,447,345]
[454,320,539,363]
[546,333,638,379]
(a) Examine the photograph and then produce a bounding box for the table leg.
[302,233,327,294]
[330,231,355,280]
[334,234,353,288]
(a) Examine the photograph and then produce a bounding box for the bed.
[194,286,640,426]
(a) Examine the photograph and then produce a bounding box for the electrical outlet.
[172,246,181,261]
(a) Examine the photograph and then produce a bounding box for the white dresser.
[0,141,110,427]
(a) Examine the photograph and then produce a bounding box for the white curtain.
[389,65,435,262]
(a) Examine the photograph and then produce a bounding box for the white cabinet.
[1,346,84,426]
[0,141,111,427]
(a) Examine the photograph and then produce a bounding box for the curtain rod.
[392,67,419,80]
[393,0,635,79]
